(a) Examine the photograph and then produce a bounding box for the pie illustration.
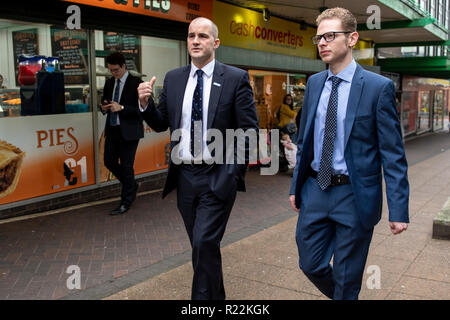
[0,140,25,199]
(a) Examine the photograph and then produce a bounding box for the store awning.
[225,0,449,44]
[377,56,450,78]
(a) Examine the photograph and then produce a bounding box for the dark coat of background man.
[138,17,259,300]
[289,7,409,300]
[101,52,143,215]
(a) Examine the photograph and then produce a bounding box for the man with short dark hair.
[289,7,409,299]
[101,52,143,215]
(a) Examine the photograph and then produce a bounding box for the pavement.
[0,131,449,300]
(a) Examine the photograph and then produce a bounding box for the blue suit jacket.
[142,61,259,200]
[290,64,409,229]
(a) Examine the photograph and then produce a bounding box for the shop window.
[417,91,432,133]
[93,29,185,182]
[0,21,90,117]
[433,90,445,130]
[0,19,94,205]
[401,91,418,136]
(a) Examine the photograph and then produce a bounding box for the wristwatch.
[121,105,124,111]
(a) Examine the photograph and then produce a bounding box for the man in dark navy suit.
[138,17,258,300]
[289,8,409,299]
[101,52,143,215]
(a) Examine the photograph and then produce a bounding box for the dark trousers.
[177,165,237,300]
[296,176,374,300]
[104,126,139,206]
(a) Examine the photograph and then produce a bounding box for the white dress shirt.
[140,60,215,162]
[311,59,356,175]
[178,59,215,161]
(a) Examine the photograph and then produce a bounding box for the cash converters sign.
[64,0,213,23]
[214,1,316,59]
[230,20,304,48]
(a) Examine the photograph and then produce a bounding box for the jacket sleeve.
[376,80,409,223]
[141,75,170,132]
[233,70,259,177]
[120,77,143,119]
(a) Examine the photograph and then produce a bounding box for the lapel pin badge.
[213,82,221,87]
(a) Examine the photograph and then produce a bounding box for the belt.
[310,170,350,186]
[181,162,214,169]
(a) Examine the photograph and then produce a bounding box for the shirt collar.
[190,59,215,78]
[327,59,356,83]
[119,71,129,83]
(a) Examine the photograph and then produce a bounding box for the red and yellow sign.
[64,0,213,23]
[0,113,96,205]
[214,1,317,59]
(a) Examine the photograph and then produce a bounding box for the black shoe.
[109,204,130,215]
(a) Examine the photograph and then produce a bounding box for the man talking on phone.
[100,52,143,215]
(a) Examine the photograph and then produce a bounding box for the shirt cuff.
[138,100,147,112]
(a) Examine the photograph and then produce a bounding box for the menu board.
[103,32,141,72]
[12,28,39,86]
[51,27,89,85]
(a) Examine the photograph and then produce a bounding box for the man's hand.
[100,100,111,112]
[138,76,156,107]
[389,221,408,235]
[289,195,299,213]
[104,101,122,112]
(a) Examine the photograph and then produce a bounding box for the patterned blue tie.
[110,78,121,126]
[191,69,203,158]
[317,76,342,190]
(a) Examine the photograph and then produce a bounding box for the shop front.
[400,76,450,137]
[0,0,212,218]
[212,0,318,130]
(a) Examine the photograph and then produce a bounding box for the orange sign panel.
[64,0,213,23]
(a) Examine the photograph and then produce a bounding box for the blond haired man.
[289,8,409,299]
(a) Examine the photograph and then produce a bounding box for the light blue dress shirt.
[311,59,357,175]
[111,71,129,125]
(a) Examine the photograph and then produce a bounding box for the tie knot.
[196,69,203,79]
[330,76,342,88]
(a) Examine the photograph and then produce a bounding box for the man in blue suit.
[289,8,409,300]
[138,17,258,300]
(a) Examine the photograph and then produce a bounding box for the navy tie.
[110,78,121,126]
[191,69,204,158]
[317,76,343,190]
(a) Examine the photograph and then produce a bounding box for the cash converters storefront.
[213,0,318,129]
[0,0,212,219]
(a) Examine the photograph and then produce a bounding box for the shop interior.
[248,69,306,129]
[0,18,185,119]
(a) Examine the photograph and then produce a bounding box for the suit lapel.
[304,71,327,142]
[344,64,364,149]
[207,61,224,129]
[174,65,191,129]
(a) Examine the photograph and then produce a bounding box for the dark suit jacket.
[290,64,409,229]
[101,73,144,141]
[142,61,259,200]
